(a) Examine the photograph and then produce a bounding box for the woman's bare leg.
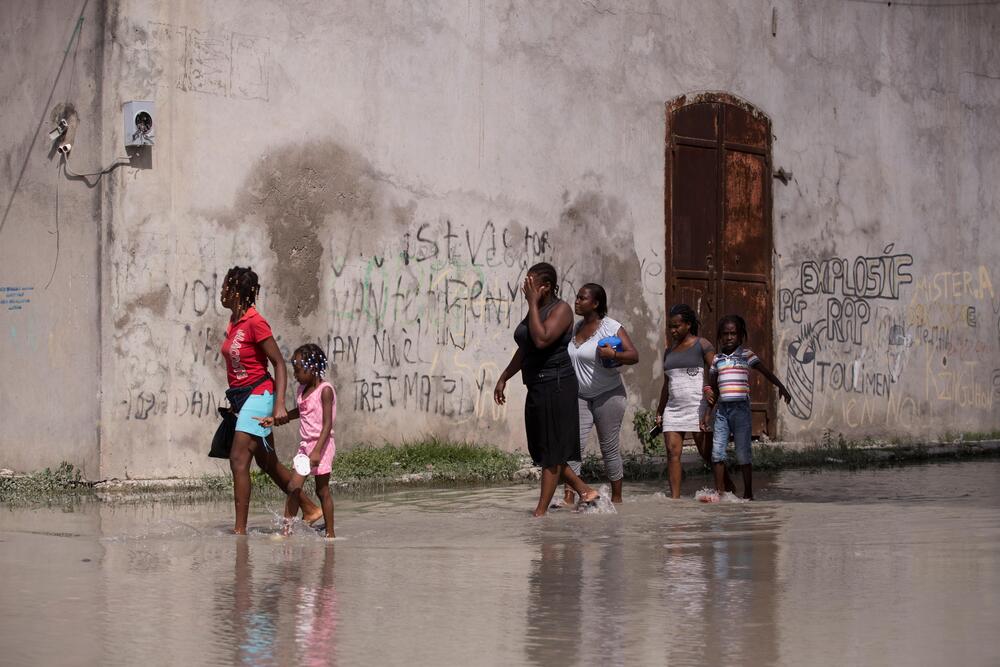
[534,465,563,517]
[666,432,684,499]
[253,438,323,522]
[229,432,257,534]
[610,479,623,503]
[560,466,598,502]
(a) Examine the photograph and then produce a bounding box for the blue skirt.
[235,391,274,442]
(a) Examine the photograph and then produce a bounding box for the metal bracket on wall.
[773,167,793,185]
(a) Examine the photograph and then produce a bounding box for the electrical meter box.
[124,101,155,146]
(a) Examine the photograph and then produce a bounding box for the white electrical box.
[124,100,155,146]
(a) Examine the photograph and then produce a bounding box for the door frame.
[664,92,776,436]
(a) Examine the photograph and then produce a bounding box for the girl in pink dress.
[259,343,336,537]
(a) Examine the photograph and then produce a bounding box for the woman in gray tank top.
[655,304,732,498]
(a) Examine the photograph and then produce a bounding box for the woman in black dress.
[494,262,600,516]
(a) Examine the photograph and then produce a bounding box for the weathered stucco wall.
[0,0,106,477]
[2,0,998,477]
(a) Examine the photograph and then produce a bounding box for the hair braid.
[224,266,260,311]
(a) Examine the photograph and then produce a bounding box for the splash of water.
[576,484,618,514]
[694,487,748,504]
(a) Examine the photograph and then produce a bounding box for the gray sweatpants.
[568,384,627,481]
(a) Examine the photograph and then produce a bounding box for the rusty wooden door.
[665,94,775,435]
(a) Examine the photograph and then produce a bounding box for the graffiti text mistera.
[910,267,994,303]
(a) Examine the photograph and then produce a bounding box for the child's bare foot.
[579,489,600,505]
[303,507,324,525]
[563,489,576,505]
[281,518,294,536]
[325,530,336,539]
[531,509,547,518]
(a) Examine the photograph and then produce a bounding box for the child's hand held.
[703,385,716,406]
[273,405,289,426]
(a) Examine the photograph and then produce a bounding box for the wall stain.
[219,141,398,324]
[116,283,171,328]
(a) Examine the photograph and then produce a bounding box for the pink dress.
[295,381,336,475]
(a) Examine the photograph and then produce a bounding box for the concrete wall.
[0,0,106,477]
[2,0,998,477]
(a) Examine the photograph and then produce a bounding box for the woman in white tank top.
[563,283,638,504]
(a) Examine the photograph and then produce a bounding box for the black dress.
[515,299,581,467]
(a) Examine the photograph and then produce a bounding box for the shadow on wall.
[556,189,659,405]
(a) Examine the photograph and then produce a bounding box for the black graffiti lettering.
[192,278,212,316]
[414,223,439,262]
[826,297,871,345]
[329,335,360,365]
[778,288,807,323]
[375,372,398,407]
[465,220,498,266]
[353,378,373,412]
[372,330,401,367]
[798,249,913,300]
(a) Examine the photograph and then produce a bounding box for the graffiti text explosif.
[800,245,913,300]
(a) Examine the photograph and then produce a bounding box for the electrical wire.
[45,160,61,290]
[61,153,132,187]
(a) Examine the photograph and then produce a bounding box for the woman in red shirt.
[220,266,321,534]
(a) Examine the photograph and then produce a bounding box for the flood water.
[3,460,999,666]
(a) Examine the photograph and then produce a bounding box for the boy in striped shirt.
[702,315,791,500]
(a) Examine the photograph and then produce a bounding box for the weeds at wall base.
[2,438,999,505]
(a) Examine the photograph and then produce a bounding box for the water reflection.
[2,461,1000,665]
[222,538,339,666]
[296,544,338,667]
[524,533,584,666]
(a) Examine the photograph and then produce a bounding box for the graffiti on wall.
[111,214,577,429]
[780,244,913,421]
[781,243,997,428]
[0,285,33,311]
[139,21,269,100]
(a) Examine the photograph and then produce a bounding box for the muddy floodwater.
[3,460,999,666]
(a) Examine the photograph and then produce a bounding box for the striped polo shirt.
[710,347,760,402]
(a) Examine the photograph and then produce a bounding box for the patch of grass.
[183,440,523,499]
[0,462,93,504]
[632,408,665,455]
[331,438,522,482]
